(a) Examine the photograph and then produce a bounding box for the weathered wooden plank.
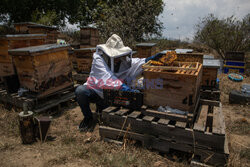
[142,109,187,122]
[157,118,170,125]
[200,99,220,107]
[114,108,130,116]
[142,115,154,122]
[175,121,186,128]
[99,126,193,153]
[212,103,225,135]
[194,105,209,132]
[128,111,141,119]
[102,106,119,113]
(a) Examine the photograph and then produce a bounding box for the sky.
[160,0,250,40]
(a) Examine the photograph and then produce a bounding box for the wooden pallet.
[0,85,75,113]
[100,101,228,166]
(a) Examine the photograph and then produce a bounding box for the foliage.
[31,10,59,26]
[0,0,92,26]
[194,14,250,59]
[94,0,164,46]
[148,38,189,51]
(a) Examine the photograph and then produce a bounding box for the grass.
[228,118,250,135]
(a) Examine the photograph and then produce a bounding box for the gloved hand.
[120,83,140,93]
[145,52,164,63]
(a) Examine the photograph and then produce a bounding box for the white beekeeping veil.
[96,34,132,73]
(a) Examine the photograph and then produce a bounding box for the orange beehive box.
[0,34,47,77]
[9,44,73,97]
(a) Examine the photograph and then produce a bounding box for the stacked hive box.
[80,27,99,48]
[28,25,59,44]
[136,43,156,58]
[13,22,38,33]
[202,57,220,89]
[0,34,47,77]
[223,51,245,73]
[74,48,96,73]
[9,44,73,97]
[143,62,203,113]
[13,22,59,44]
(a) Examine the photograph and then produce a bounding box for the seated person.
[75,34,160,132]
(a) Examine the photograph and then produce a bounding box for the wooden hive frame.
[176,53,204,64]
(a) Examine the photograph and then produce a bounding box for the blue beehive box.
[223,66,245,73]
[225,61,245,67]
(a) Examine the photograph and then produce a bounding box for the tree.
[194,14,250,59]
[0,0,96,26]
[93,0,164,46]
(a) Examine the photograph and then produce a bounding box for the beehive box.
[74,47,96,73]
[143,62,203,112]
[202,59,220,88]
[13,22,38,33]
[136,43,157,58]
[0,34,47,77]
[9,44,73,97]
[80,27,99,47]
[28,24,59,44]
[225,51,245,61]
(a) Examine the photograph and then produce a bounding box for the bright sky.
[160,0,250,40]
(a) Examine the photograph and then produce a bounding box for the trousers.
[75,85,107,119]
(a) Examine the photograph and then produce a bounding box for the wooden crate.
[80,27,99,46]
[74,47,96,73]
[0,34,47,77]
[9,44,73,97]
[136,43,157,58]
[28,25,59,44]
[143,62,203,113]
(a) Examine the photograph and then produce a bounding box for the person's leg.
[75,85,93,120]
[75,85,103,131]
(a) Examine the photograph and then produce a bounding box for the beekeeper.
[75,34,161,132]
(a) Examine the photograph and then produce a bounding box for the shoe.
[78,117,93,132]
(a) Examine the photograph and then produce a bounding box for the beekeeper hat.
[96,34,132,58]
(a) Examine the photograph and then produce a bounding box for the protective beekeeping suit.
[75,34,146,132]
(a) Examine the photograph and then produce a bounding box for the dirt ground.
[0,73,249,167]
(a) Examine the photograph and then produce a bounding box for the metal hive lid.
[136,43,156,47]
